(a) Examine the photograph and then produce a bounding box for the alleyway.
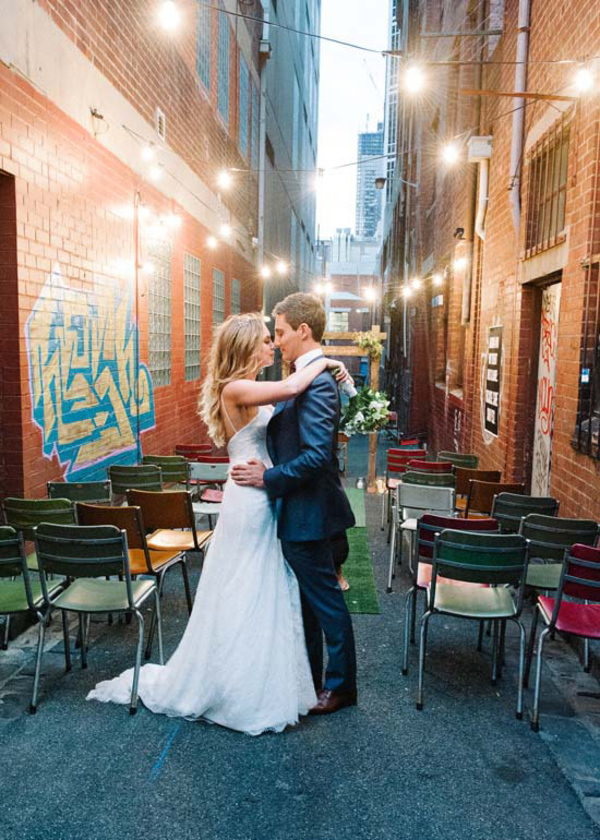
[2,437,600,840]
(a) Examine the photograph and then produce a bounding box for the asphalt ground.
[1,436,600,840]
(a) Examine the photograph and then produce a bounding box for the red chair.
[402,514,499,675]
[382,449,427,535]
[175,444,212,460]
[529,544,600,732]
[194,455,229,464]
[407,460,453,474]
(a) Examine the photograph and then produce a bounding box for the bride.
[87,312,351,735]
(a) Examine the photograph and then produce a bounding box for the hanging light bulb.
[276,260,288,276]
[574,66,594,93]
[314,282,324,294]
[401,285,412,298]
[432,273,444,287]
[207,236,218,249]
[323,281,333,295]
[141,144,156,162]
[411,277,422,290]
[441,143,460,165]
[260,265,272,279]
[363,287,377,302]
[141,261,155,275]
[165,212,181,229]
[159,1,181,31]
[453,256,468,271]
[149,164,163,182]
[403,65,426,95]
[220,223,232,239]
[217,170,233,189]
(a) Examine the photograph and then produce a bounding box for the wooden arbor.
[322,325,387,490]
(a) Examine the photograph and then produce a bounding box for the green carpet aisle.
[343,488,380,615]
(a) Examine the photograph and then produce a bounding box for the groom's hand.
[231,459,266,488]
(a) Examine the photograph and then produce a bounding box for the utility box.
[467,136,493,163]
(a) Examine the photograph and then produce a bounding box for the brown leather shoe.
[308,688,358,716]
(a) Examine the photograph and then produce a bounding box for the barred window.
[184,254,202,381]
[525,120,570,257]
[218,10,230,124]
[251,84,259,170]
[213,268,226,327]
[239,56,249,158]
[196,2,211,90]
[147,240,172,387]
[231,278,241,314]
[574,264,600,457]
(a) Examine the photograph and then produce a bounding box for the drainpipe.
[258,8,271,316]
[474,158,489,242]
[509,0,531,235]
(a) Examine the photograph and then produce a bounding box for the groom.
[231,292,357,714]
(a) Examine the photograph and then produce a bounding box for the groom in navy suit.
[231,292,357,714]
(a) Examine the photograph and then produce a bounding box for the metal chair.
[189,461,229,527]
[174,443,212,459]
[142,455,190,489]
[454,468,501,512]
[126,489,212,554]
[490,492,559,533]
[519,514,599,593]
[108,465,162,501]
[31,522,163,715]
[407,460,453,474]
[48,480,111,506]
[76,503,191,660]
[529,544,600,732]
[417,530,529,718]
[381,449,428,534]
[402,470,456,487]
[438,451,479,470]
[2,497,75,573]
[387,482,456,592]
[464,480,525,519]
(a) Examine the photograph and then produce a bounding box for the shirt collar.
[294,348,324,370]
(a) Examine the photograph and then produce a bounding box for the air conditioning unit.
[467,136,492,163]
[156,107,166,142]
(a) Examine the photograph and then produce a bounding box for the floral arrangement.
[354,331,384,360]
[340,386,391,436]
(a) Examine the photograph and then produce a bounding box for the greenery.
[340,386,391,436]
[354,331,384,359]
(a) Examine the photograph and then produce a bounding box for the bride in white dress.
[87,312,350,735]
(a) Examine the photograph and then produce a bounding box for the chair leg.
[491,621,499,685]
[584,638,591,673]
[61,610,71,672]
[181,559,193,613]
[515,619,526,720]
[498,621,507,679]
[2,615,10,650]
[387,518,397,593]
[410,586,419,645]
[145,574,166,660]
[78,614,87,670]
[129,609,145,715]
[524,606,540,689]
[402,587,415,675]
[416,611,433,711]
[381,491,386,531]
[477,620,484,652]
[154,588,164,666]
[531,627,551,732]
[30,613,48,714]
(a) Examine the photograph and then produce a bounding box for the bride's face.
[257,325,275,369]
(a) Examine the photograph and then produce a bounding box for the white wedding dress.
[87,405,317,735]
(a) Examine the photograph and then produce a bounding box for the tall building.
[261,0,321,315]
[355,122,385,238]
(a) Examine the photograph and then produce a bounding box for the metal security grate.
[525,118,570,257]
[184,253,202,381]
[213,268,226,327]
[147,239,172,387]
[574,264,600,457]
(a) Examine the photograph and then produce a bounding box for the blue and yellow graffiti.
[26,267,155,482]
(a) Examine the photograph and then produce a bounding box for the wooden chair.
[454,468,501,512]
[126,489,212,554]
[464,481,525,519]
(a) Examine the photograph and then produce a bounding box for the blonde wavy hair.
[199,312,266,447]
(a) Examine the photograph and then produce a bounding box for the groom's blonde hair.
[273,293,326,342]
[199,312,265,447]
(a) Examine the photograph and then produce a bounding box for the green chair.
[0,526,64,650]
[438,451,479,470]
[142,455,190,490]
[490,493,559,534]
[519,514,599,592]
[48,480,111,505]
[402,470,456,488]
[108,465,162,500]
[31,522,163,715]
[2,497,76,572]
[417,529,529,718]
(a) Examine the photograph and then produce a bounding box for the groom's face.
[274,314,305,363]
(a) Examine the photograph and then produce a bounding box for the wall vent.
[156,107,167,141]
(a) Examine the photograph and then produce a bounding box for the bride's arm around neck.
[223,357,335,408]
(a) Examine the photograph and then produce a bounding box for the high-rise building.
[356,122,385,238]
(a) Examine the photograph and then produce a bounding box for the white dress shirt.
[294,348,324,371]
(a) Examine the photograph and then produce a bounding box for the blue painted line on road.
[149,721,182,782]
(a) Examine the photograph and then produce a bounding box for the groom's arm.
[262,374,338,500]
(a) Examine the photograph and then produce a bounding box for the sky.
[316,0,389,239]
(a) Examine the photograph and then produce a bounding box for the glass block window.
[218,10,230,124]
[147,239,172,387]
[196,2,211,90]
[239,56,249,158]
[231,278,241,314]
[213,268,226,327]
[184,253,202,381]
[251,84,259,171]
[329,311,349,332]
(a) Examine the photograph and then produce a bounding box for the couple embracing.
[88,293,358,735]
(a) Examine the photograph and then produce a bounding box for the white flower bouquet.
[340,386,391,436]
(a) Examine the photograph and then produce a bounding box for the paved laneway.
[2,439,600,840]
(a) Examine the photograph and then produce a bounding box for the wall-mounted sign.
[484,326,503,437]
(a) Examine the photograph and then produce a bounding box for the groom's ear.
[298,322,313,341]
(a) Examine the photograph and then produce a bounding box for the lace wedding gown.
[87,406,317,735]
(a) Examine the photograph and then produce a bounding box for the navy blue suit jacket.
[264,364,356,542]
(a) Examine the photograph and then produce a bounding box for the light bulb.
[217,170,232,189]
[149,165,162,181]
[323,282,333,295]
[411,277,422,290]
[442,143,459,165]
[403,65,425,95]
[141,144,155,162]
[432,273,444,287]
[575,67,594,93]
[220,223,232,239]
[260,265,272,279]
[159,1,180,31]
[401,286,412,298]
[165,212,181,228]
[276,260,288,276]
[453,256,468,271]
[363,287,377,302]
[142,261,155,275]
[207,236,218,249]
[314,282,324,294]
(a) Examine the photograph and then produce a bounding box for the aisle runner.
[342,489,380,615]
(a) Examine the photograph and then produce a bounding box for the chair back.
[76,503,149,556]
[465,481,525,518]
[438,451,479,469]
[34,523,135,607]
[142,455,190,487]
[398,483,455,521]
[0,527,36,612]
[455,468,501,498]
[416,515,498,565]
[559,544,600,603]
[408,459,453,474]
[48,480,111,505]
[387,450,427,476]
[519,514,600,562]
[126,489,196,537]
[194,455,230,464]
[2,498,75,541]
[402,470,456,488]
[189,461,230,482]
[108,465,162,496]
[433,530,528,595]
[491,492,559,533]
[174,443,212,460]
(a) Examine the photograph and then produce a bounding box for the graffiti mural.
[26,266,155,482]
[531,283,561,496]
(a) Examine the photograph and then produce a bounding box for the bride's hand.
[325,359,354,386]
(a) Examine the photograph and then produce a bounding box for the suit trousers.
[281,537,357,694]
